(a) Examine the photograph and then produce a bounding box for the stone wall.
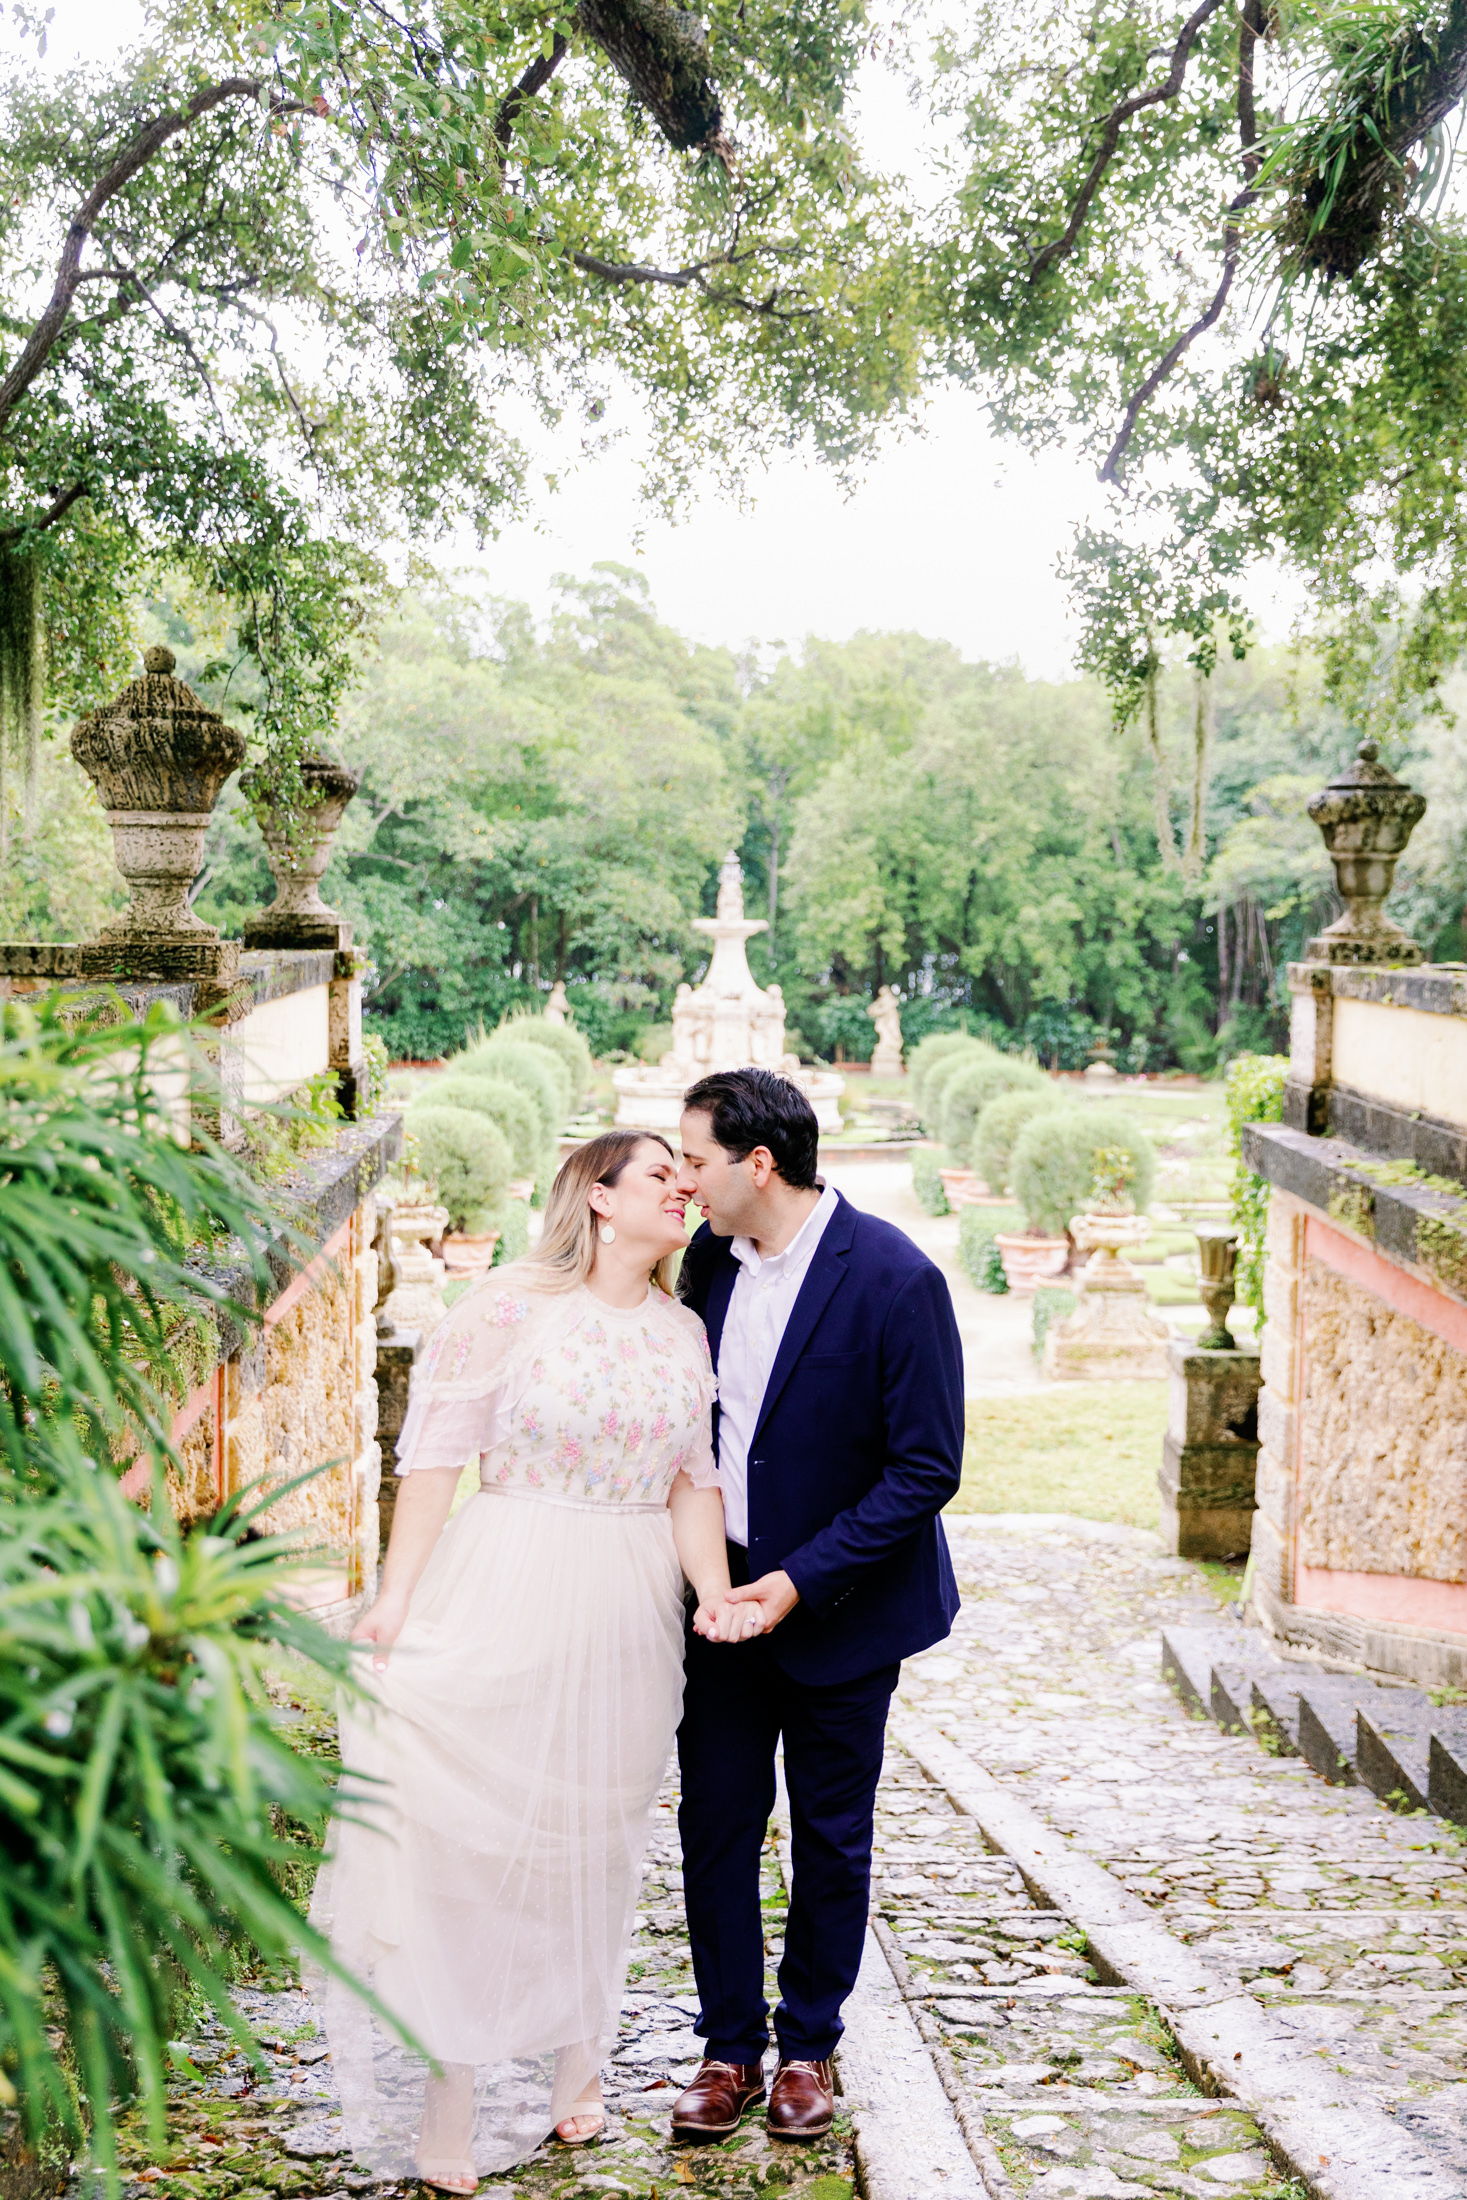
[1297,1257,1467,1582]
[146,1194,383,1620]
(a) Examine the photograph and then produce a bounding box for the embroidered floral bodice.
[393,1276,718,1505]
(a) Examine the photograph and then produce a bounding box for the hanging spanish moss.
[1142,644,1180,870]
[0,549,43,859]
[1184,666,1212,883]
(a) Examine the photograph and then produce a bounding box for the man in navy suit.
[670,1067,964,2143]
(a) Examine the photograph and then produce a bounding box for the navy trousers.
[677,1548,898,2064]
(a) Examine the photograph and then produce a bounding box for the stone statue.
[544,980,569,1025]
[868,986,904,1075]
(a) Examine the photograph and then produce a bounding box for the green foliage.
[1032,1287,1078,1358]
[0,1453,369,2185]
[1225,1053,1289,1319]
[910,1146,952,1216]
[431,1072,541,1176]
[0,0,921,797]
[974,1087,1068,1194]
[921,1042,1000,1130]
[500,1014,594,1111]
[0,997,374,2182]
[909,1033,992,1117]
[0,996,277,1469]
[1011,1107,1157,1237]
[938,1056,1047,1160]
[405,1103,512,1232]
[930,0,1467,742]
[491,1200,532,1267]
[958,1205,1018,1293]
[634,1022,677,1065]
[360,1033,391,1119]
[467,1036,571,1136]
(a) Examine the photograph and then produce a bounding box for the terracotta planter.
[995,1232,1070,1294]
[507,1177,535,1203]
[1305,738,1427,965]
[244,749,361,949]
[69,644,246,980]
[939,1167,977,1200]
[441,1229,500,1276]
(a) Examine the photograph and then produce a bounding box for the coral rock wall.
[1298,1257,1467,1582]
[164,1197,382,1610]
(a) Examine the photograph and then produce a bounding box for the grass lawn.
[952,1380,1170,1530]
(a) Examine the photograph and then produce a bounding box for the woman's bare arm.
[350,1466,461,1661]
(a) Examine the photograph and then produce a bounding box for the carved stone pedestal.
[1158,1337,1261,1558]
[1043,1211,1169,1378]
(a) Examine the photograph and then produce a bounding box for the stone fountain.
[612,852,845,1133]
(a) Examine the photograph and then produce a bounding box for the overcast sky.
[20,3,1287,678]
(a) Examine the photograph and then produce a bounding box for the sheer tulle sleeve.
[393,1278,537,1476]
[662,1298,721,1493]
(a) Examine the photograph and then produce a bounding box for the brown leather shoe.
[670,2059,766,2141]
[767,2057,834,2138]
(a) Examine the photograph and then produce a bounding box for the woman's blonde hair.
[517,1130,682,1295]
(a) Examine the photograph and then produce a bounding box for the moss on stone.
[1328,1178,1376,1239]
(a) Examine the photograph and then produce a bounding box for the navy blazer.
[678,1190,964,1685]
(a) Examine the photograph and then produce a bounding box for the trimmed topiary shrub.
[500,1012,595,1108]
[917,1040,999,1130]
[465,1038,570,1139]
[939,1055,1047,1157]
[974,1086,1068,1193]
[958,1204,1018,1293]
[911,1032,989,1104]
[1032,1286,1077,1357]
[1010,1106,1157,1238]
[406,1104,512,1232]
[911,1146,951,1216]
[428,1072,541,1176]
[491,1199,531,1265]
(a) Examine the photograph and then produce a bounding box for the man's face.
[676,1108,765,1237]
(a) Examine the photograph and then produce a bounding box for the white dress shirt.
[716,1182,840,1546]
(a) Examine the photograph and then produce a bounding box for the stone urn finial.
[70,645,246,981]
[1305,738,1427,965]
[242,749,361,950]
[1195,1223,1241,1350]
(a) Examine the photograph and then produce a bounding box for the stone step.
[1295,1673,1411,1787]
[1160,1621,1467,1823]
[1249,1671,1302,1753]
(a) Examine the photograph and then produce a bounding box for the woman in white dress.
[311,1132,758,2189]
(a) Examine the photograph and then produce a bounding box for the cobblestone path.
[111,1510,1467,2200]
[116,1770,856,2200]
[896,1514,1467,2194]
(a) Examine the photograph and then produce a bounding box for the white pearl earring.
[599,1223,616,1244]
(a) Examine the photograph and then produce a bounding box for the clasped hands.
[692,1569,799,1644]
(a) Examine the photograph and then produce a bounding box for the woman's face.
[595,1141,689,1260]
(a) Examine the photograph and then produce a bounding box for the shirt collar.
[730,1182,837,1279]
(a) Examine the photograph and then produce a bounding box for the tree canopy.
[0,0,919,818]
[926,0,1467,741]
[107,570,1454,1070]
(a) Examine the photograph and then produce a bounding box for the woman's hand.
[692,1594,769,1644]
[351,1593,409,1670]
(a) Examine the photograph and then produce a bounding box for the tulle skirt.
[308,1484,686,2176]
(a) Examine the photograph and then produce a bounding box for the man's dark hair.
[682,1068,820,1190]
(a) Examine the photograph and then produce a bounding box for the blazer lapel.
[750,1192,856,1447]
[703,1246,738,1372]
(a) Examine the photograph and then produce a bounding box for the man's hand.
[723,1570,800,1634]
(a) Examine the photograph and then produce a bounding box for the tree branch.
[575,0,728,156]
[571,244,815,317]
[495,34,570,151]
[1099,0,1265,482]
[0,482,90,545]
[1028,0,1230,282]
[0,77,308,440]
